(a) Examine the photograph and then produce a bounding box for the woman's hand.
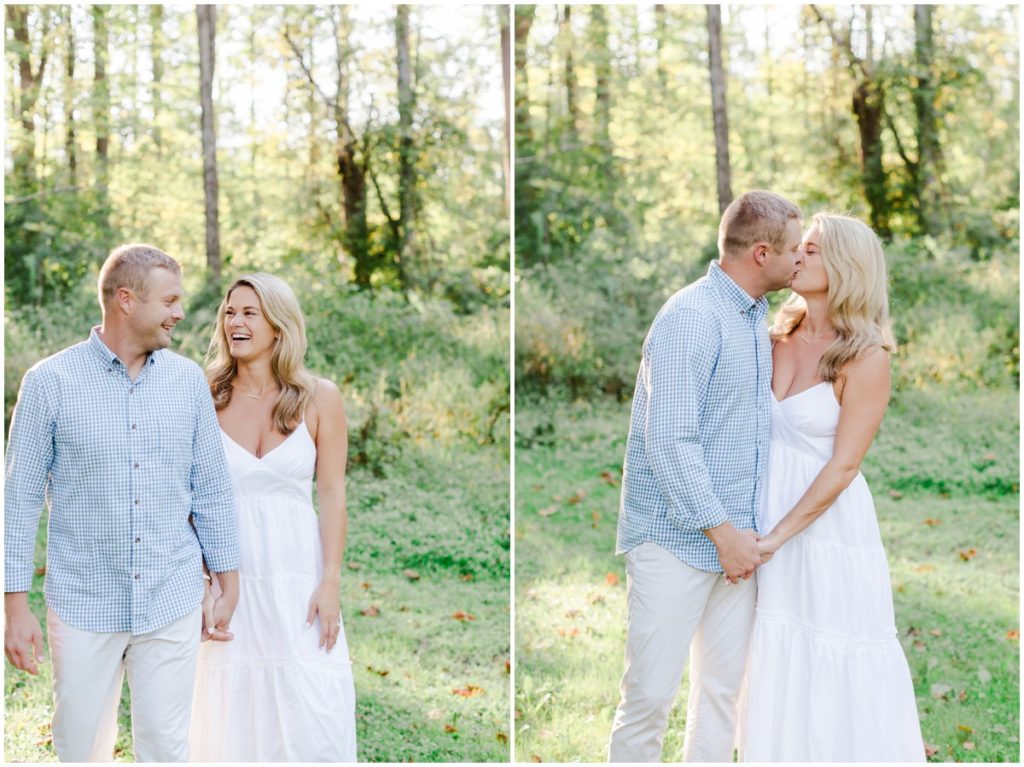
[757,534,781,563]
[306,577,342,653]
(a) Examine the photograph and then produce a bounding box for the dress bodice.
[220,420,316,504]
[770,382,840,462]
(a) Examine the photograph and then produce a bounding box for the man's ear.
[752,242,770,266]
[115,286,135,315]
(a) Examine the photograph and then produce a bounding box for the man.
[4,244,240,762]
[608,191,804,762]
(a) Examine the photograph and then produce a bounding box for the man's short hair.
[97,244,181,308]
[718,191,802,258]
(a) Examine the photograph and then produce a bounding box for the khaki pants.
[608,542,756,762]
[47,607,201,762]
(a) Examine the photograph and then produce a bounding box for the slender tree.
[63,6,76,184]
[913,4,943,236]
[706,4,732,215]
[395,4,415,289]
[499,5,511,209]
[560,6,580,144]
[93,5,109,213]
[197,4,221,286]
[150,4,164,154]
[6,5,51,195]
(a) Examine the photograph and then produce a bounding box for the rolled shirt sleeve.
[4,368,55,593]
[643,308,729,533]
[188,368,239,574]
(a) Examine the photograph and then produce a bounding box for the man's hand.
[704,522,762,584]
[4,593,45,675]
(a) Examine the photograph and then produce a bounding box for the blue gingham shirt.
[616,261,772,572]
[4,328,239,634]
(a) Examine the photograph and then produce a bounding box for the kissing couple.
[5,245,356,761]
[609,191,926,762]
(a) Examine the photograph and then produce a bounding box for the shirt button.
[135,537,141,543]
[131,424,137,430]
[135,499,140,505]
[134,574,140,580]
[133,463,139,469]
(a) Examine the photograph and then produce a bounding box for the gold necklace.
[799,326,836,345]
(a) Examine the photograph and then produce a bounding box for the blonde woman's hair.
[718,190,802,259]
[206,273,317,434]
[771,213,896,381]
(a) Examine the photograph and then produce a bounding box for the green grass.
[4,442,511,763]
[514,388,1019,763]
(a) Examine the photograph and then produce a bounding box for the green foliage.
[515,393,1019,763]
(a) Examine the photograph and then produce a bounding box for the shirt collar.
[88,326,160,369]
[707,261,768,317]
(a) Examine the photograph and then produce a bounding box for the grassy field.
[514,388,1019,763]
[4,440,511,762]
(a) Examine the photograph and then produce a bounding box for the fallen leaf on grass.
[929,628,942,637]
[452,685,484,697]
[930,683,953,699]
[496,732,509,744]
[452,611,476,621]
[588,592,606,605]
[566,489,586,505]
[913,564,936,573]
[360,605,380,617]
[923,518,942,526]
[531,756,542,763]
[366,665,389,677]
[460,573,474,582]
[924,743,938,758]
[403,569,420,581]
[538,505,558,517]
[360,582,371,590]
[347,562,361,570]
[906,626,922,636]
[889,490,903,499]
[34,566,46,576]
[912,640,926,651]
[958,690,968,703]
[606,572,620,586]
[982,451,996,461]
[957,724,973,734]
[600,470,619,487]
[35,736,52,747]
[592,511,600,528]
[963,742,975,751]
[444,724,457,734]
[565,608,582,619]
[505,659,511,674]
[427,708,443,720]
[958,548,977,561]
[557,627,579,638]
[1006,629,1019,640]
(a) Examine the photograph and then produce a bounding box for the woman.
[739,214,924,761]
[190,273,356,761]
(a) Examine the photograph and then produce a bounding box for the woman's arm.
[758,347,891,558]
[306,378,349,652]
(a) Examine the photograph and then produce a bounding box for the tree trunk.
[92,5,109,211]
[63,6,76,184]
[561,6,579,143]
[514,5,538,264]
[7,5,49,195]
[331,6,371,288]
[197,4,221,287]
[706,5,732,215]
[654,4,667,90]
[499,5,510,209]
[150,4,164,154]
[395,4,414,290]
[590,6,612,155]
[913,4,943,236]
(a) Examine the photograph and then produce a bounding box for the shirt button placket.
[128,378,142,633]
